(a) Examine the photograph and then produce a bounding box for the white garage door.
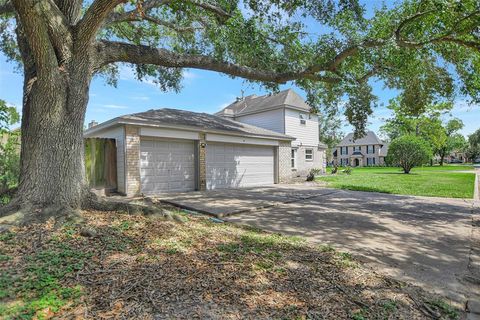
[206,143,274,190]
[140,138,195,194]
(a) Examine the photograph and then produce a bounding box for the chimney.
[88,120,98,129]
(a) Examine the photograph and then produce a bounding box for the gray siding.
[284,108,319,147]
[235,108,285,134]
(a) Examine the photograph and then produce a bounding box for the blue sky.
[1,1,479,139]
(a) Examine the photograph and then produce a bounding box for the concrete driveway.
[157,185,479,308]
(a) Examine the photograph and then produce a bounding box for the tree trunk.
[439,154,444,166]
[15,63,90,210]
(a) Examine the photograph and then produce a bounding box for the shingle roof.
[215,89,311,117]
[117,108,294,140]
[337,131,383,147]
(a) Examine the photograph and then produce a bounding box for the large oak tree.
[0,0,479,219]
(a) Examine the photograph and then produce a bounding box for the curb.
[474,170,479,201]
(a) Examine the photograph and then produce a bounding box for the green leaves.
[387,135,433,173]
[2,0,480,135]
[0,99,20,193]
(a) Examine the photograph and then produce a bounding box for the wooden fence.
[84,138,117,190]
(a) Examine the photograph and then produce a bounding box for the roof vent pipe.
[88,120,98,129]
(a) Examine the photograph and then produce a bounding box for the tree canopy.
[1,0,479,136]
[380,98,468,164]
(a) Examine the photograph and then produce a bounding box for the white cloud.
[182,70,198,80]
[102,104,129,109]
[119,65,136,81]
[131,95,150,101]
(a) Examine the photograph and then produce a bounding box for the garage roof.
[86,108,295,141]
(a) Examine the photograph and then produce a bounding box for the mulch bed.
[1,209,459,319]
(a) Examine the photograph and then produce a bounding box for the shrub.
[0,100,20,194]
[343,166,352,175]
[306,168,322,181]
[386,135,432,173]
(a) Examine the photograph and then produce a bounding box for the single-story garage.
[84,108,295,196]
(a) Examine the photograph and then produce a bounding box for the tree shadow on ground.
[0,211,461,319]
[226,189,477,305]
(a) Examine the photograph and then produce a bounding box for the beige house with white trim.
[84,90,326,196]
[332,131,388,167]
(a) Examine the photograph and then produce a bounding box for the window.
[340,158,349,166]
[291,149,297,168]
[367,157,376,166]
[340,146,348,155]
[299,114,306,125]
[305,149,313,161]
[353,146,361,152]
[367,145,375,154]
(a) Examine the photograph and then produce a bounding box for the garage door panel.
[140,138,195,194]
[206,143,274,190]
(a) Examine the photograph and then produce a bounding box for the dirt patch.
[1,209,461,319]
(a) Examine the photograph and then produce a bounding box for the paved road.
[159,185,479,308]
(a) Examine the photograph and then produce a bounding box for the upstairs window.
[367,145,375,154]
[340,146,348,155]
[299,114,306,125]
[305,148,313,161]
[353,146,361,152]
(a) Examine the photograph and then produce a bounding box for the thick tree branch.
[191,1,231,19]
[320,40,385,72]
[109,14,201,33]
[11,0,59,80]
[96,40,341,84]
[395,8,480,52]
[76,0,126,45]
[0,0,13,15]
[55,0,82,24]
[38,0,73,65]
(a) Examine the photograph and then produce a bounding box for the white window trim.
[291,148,297,170]
[305,148,314,161]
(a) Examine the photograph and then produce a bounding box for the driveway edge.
[474,169,479,201]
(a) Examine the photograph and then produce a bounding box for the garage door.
[140,138,195,194]
[206,143,274,190]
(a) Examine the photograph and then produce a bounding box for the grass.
[0,209,461,319]
[318,165,476,198]
[0,229,89,319]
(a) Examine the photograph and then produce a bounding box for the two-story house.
[332,131,388,167]
[216,89,327,177]
[83,89,325,196]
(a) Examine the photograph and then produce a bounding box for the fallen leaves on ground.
[0,209,459,319]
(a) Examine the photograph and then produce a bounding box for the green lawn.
[317,165,476,198]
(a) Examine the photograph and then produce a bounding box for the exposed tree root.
[0,190,167,231]
[81,191,165,216]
